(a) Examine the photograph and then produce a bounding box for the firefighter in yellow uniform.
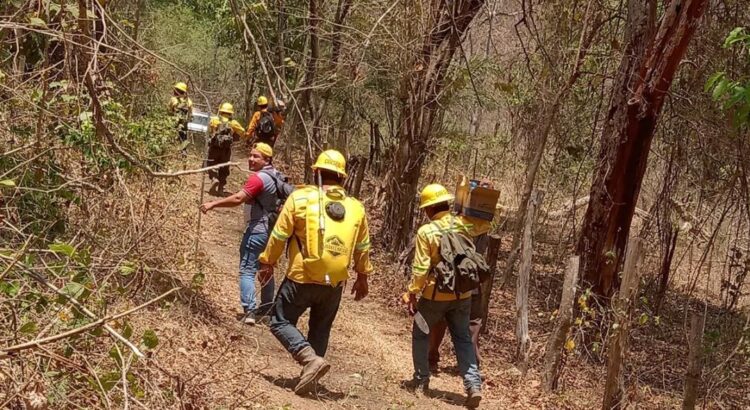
[258,149,372,395]
[168,82,193,147]
[245,95,285,147]
[206,102,245,193]
[402,184,489,407]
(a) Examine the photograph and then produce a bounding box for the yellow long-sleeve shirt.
[209,115,245,138]
[259,185,373,285]
[169,96,193,116]
[408,211,490,301]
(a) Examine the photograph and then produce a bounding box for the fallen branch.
[0,287,180,355]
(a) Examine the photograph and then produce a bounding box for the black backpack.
[210,121,234,149]
[431,218,490,297]
[257,111,276,140]
[258,168,294,229]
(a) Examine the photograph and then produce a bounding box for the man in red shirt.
[200,143,291,324]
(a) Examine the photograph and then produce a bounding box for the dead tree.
[380,0,485,251]
[516,190,544,374]
[577,0,709,297]
[602,238,644,410]
[543,256,580,391]
[682,310,706,410]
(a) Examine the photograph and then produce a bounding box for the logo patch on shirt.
[324,235,348,257]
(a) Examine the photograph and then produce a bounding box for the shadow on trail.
[258,373,347,402]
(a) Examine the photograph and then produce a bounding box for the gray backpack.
[432,217,490,297]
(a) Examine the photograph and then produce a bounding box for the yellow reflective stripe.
[413,265,429,273]
[272,229,290,240]
[355,239,370,250]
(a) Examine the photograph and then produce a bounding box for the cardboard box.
[454,175,500,221]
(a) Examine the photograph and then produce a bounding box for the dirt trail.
[157,150,502,408]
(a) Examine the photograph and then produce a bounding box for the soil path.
[159,149,502,409]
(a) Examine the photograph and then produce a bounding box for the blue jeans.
[239,229,274,315]
[270,279,343,357]
[412,297,482,391]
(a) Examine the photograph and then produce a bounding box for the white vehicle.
[187,110,210,134]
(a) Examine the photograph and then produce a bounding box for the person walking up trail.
[257,149,373,395]
[199,143,292,325]
[245,95,285,147]
[206,102,244,194]
[168,81,193,151]
[402,184,490,408]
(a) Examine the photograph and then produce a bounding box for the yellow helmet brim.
[312,163,347,178]
[419,193,454,209]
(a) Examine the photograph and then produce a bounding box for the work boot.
[402,378,429,397]
[243,311,256,326]
[292,346,330,395]
[465,386,482,408]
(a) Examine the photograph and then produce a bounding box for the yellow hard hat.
[174,82,188,93]
[257,95,268,106]
[218,102,234,115]
[253,142,273,158]
[419,184,454,209]
[312,150,347,177]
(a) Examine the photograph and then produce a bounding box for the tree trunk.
[682,310,705,410]
[516,190,544,374]
[577,0,709,297]
[480,235,502,334]
[380,0,485,251]
[655,227,678,315]
[602,238,644,410]
[543,256,580,392]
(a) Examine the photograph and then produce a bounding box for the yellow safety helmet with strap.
[312,150,347,177]
[174,82,188,93]
[257,95,268,106]
[419,183,454,209]
[218,102,234,115]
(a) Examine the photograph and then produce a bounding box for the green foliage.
[706,28,750,129]
[142,329,159,349]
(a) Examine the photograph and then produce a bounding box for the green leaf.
[712,78,730,101]
[99,371,120,391]
[723,27,748,48]
[122,322,133,339]
[638,313,649,326]
[0,281,20,297]
[705,72,726,93]
[19,321,37,334]
[0,179,16,187]
[142,329,158,349]
[60,282,84,299]
[49,242,77,258]
[28,17,47,27]
[119,261,136,276]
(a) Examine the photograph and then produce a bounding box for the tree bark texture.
[380,0,485,251]
[516,190,544,374]
[602,238,644,410]
[577,0,709,297]
[682,310,705,410]
[543,256,580,392]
